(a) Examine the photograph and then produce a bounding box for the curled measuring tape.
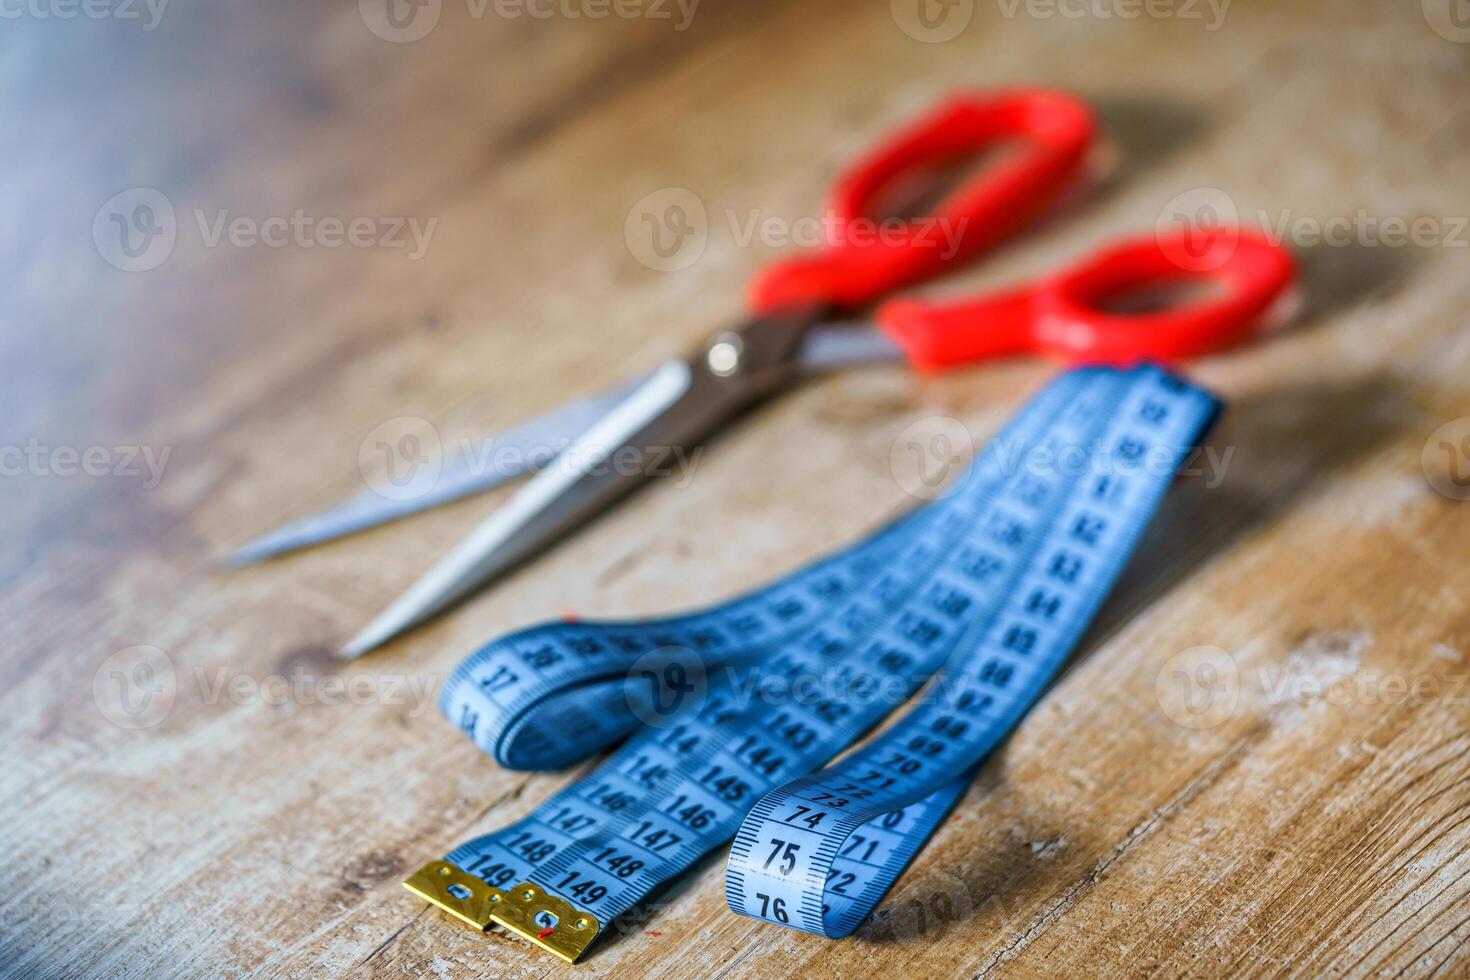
[403,364,1220,961]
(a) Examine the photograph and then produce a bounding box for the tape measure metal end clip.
[403,861,601,963]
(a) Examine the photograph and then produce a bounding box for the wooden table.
[7,1,1470,976]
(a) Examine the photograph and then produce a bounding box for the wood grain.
[5,0,1470,976]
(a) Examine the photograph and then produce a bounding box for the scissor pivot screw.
[706,332,744,377]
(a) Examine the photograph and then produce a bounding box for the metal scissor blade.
[341,311,815,658]
[340,359,702,657]
[225,375,649,565]
[795,324,903,372]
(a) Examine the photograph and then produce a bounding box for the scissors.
[228,88,1296,657]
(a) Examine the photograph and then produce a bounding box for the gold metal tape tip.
[488,880,601,963]
[402,860,496,931]
[403,863,601,964]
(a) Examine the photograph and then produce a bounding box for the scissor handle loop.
[876,228,1297,370]
[747,88,1096,314]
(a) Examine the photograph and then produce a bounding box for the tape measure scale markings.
[403,365,1220,961]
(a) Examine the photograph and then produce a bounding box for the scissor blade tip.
[221,545,267,567]
[338,634,377,660]
[222,533,300,567]
[340,621,399,659]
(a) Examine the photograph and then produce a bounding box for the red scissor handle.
[748,89,1096,314]
[876,228,1297,370]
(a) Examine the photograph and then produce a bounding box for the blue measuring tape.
[403,364,1220,961]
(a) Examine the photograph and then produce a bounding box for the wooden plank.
[4,0,1470,976]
